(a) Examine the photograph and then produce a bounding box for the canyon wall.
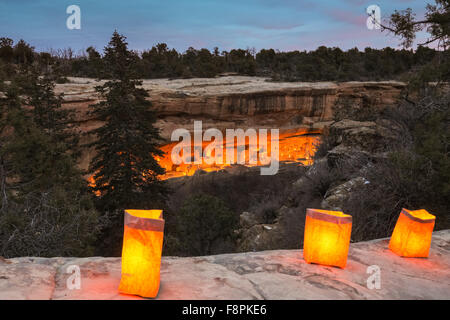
[56,76,405,172]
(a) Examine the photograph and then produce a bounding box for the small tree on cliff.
[88,31,167,212]
[0,69,98,257]
[376,0,449,49]
[371,0,449,86]
[1,66,83,196]
[177,194,238,256]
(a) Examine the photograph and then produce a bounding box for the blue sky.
[0,0,431,54]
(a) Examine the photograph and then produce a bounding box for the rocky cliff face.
[59,76,405,137]
[0,230,448,300]
[56,76,405,172]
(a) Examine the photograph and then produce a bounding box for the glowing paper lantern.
[303,208,352,269]
[119,209,165,298]
[389,208,435,258]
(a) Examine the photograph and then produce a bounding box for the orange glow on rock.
[87,175,101,196]
[119,209,165,298]
[87,129,321,190]
[158,129,321,179]
[389,208,435,258]
[303,209,352,269]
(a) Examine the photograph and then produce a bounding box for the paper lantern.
[389,208,435,258]
[119,209,165,298]
[303,208,352,268]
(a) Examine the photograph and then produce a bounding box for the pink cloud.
[327,8,367,27]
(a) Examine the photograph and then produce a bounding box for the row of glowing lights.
[119,207,436,298]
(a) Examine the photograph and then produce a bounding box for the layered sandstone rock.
[55,76,405,172]
[0,230,449,300]
[58,76,405,137]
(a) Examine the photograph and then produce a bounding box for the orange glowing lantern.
[119,209,165,298]
[303,208,352,269]
[389,208,435,258]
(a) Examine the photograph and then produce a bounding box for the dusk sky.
[0,0,431,54]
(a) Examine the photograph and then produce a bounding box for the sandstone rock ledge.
[0,230,449,300]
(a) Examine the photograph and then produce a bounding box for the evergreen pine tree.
[27,68,77,146]
[0,69,98,257]
[1,67,82,194]
[88,31,167,212]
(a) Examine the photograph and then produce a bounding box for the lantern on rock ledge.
[303,209,352,269]
[389,208,435,258]
[119,209,165,298]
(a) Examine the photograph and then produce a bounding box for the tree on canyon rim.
[0,66,98,257]
[376,0,449,49]
[88,31,168,213]
[373,0,449,84]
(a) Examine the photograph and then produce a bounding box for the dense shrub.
[161,165,305,255]
[345,93,450,240]
[166,166,304,217]
[175,194,238,256]
[0,188,98,257]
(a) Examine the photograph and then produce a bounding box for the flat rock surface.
[56,76,405,99]
[1,230,449,300]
